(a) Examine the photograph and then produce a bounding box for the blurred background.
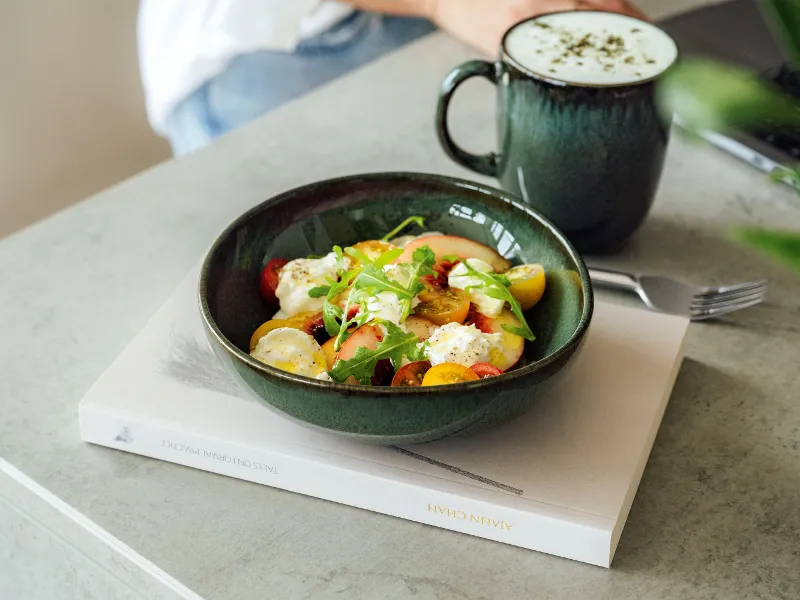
[0,0,170,239]
[0,0,709,240]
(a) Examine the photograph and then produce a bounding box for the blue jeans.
[164,12,436,156]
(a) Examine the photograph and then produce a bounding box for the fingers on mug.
[435,60,499,178]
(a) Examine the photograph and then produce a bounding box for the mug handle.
[435,60,500,178]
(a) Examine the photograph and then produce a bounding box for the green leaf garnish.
[440,254,460,262]
[308,286,330,299]
[329,321,425,384]
[373,247,404,268]
[461,261,536,341]
[396,246,436,321]
[732,226,800,274]
[382,216,426,242]
[656,58,800,135]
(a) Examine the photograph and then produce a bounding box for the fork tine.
[691,288,767,308]
[694,279,768,298]
[691,283,768,305]
[690,296,764,320]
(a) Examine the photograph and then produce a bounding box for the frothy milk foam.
[504,12,677,86]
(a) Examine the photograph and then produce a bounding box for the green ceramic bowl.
[199,172,593,445]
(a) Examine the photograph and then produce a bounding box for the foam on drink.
[504,12,678,86]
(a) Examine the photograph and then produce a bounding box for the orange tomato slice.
[421,363,480,386]
[413,286,470,326]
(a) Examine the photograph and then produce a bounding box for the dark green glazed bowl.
[198,172,593,445]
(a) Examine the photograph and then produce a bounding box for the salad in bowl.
[249,217,547,388]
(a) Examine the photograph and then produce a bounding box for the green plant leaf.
[313,268,361,337]
[732,226,800,274]
[382,216,426,242]
[460,261,536,341]
[656,58,800,134]
[760,0,800,70]
[328,321,422,384]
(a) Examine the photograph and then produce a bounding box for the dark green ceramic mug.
[436,11,679,252]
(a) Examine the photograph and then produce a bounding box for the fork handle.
[587,267,639,292]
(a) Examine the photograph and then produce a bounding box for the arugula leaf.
[461,261,536,341]
[356,266,415,298]
[440,254,460,263]
[329,321,424,384]
[382,216,426,242]
[374,247,403,268]
[317,268,361,337]
[395,246,436,321]
[344,246,371,265]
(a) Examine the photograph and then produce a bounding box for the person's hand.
[430,0,648,57]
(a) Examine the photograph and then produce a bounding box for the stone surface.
[2,1,799,598]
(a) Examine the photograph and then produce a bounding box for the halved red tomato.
[470,362,503,378]
[336,324,391,385]
[391,361,432,387]
[259,258,288,305]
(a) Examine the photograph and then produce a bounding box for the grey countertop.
[2,2,800,598]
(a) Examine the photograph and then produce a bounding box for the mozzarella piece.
[448,258,506,317]
[275,252,347,317]
[361,290,420,329]
[364,291,404,324]
[250,328,327,378]
[425,322,502,368]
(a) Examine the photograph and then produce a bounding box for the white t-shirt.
[137,1,354,135]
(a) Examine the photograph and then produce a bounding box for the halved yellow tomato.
[505,264,546,311]
[421,363,480,386]
[413,286,470,326]
[320,337,338,370]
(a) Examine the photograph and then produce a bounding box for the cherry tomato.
[421,363,480,386]
[259,258,288,305]
[349,240,397,264]
[320,337,338,370]
[469,362,503,378]
[505,264,546,311]
[391,361,432,387]
[414,286,470,326]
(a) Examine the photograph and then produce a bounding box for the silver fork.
[588,267,768,320]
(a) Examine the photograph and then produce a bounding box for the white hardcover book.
[79,262,689,568]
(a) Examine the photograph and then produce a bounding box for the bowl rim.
[198,171,594,395]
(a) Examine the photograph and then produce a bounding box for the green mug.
[436,11,678,252]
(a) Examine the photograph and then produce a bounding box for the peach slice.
[466,308,525,372]
[403,316,437,342]
[395,235,511,272]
